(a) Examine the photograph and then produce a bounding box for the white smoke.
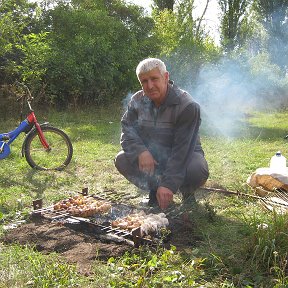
[187,57,288,138]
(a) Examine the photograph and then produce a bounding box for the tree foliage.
[218,0,253,51]
[0,0,287,109]
[0,0,159,107]
[16,32,51,85]
[153,0,221,88]
[0,0,38,84]
[152,0,175,11]
[252,0,288,73]
[41,0,160,106]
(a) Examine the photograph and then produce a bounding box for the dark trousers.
[114,150,209,198]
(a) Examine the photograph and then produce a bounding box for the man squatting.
[115,58,209,210]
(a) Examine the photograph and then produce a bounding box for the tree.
[153,0,221,88]
[16,32,51,85]
[253,0,288,74]
[43,1,159,106]
[218,0,252,51]
[152,0,175,11]
[0,0,39,84]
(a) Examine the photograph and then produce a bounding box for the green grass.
[0,244,86,287]
[1,104,288,287]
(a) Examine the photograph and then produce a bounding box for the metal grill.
[257,187,288,212]
[31,191,165,247]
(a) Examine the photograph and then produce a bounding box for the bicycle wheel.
[24,126,73,170]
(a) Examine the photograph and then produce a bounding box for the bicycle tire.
[24,125,73,170]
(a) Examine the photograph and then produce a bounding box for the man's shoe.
[148,190,158,207]
[180,185,197,205]
[183,194,197,204]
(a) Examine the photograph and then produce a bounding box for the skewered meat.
[111,210,169,236]
[53,195,111,217]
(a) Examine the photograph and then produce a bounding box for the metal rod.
[264,198,288,207]
[276,190,288,202]
[31,206,54,213]
[274,192,288,203]
[201,187,264,200]
[51,213,70,219]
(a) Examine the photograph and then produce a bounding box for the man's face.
[138,68,169,107]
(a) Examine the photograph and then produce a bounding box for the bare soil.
[2,210,200,275]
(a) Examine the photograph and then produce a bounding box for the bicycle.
[0,82,73,170]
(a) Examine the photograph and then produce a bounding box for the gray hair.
[136,58,167,78]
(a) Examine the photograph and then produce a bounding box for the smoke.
[122,92,133,111]
[123,51,288,139]
[186,56,288,138]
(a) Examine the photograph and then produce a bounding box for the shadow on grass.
[175,197,264,286]
[0,166,79,201]
[25,169,62,200]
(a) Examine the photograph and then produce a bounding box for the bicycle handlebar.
[14,81,34,102]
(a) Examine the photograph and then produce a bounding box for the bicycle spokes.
[24,125,73,170]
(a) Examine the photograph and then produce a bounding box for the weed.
[108,245,208,287]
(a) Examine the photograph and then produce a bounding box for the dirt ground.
[2,210,200,275]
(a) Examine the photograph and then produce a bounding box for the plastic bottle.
[269,151,287,174]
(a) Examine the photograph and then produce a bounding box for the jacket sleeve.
[160,102,201,193]
[120,97,148,164]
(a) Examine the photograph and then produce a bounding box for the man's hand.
[138,150,158,175]
[156,186,173,210]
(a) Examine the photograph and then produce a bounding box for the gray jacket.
[120,81,204,193]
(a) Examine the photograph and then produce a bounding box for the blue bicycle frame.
[0,119,32,159]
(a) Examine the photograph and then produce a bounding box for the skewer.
[31,205,54,213]
[203,186,288,210]
[274,188,288,202]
